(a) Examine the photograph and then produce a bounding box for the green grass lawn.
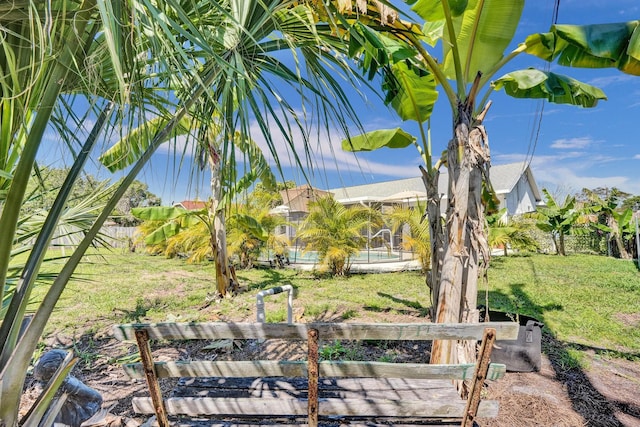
[37,250,640,358]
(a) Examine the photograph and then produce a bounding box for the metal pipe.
[256,285,294,324]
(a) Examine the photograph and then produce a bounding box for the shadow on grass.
[376,292,430,318]
[237,268,296,293]
[489,272,639,426]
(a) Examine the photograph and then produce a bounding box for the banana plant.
[100,114,276,296]
[318,0,639,366]
[534,189,585,256]
[582,188,635,259]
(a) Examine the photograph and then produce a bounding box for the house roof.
[174,200,207,210]
[279,184,331,213]
[329,162,541,204]
[489,162,541,199]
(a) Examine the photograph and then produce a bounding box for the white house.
[330,162,542,216]
[271,162,542,254]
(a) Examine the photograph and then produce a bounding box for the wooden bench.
[113,321,519,426]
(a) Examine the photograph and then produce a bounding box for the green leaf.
[411,0,468,21]
[492,69,607,108]
[442,0,524,82]
[421,21,445,47]
[383,61,438,122]
[231,213,268,242]
[145,222,182,245]
[342,128,416,152]
[131,206,188,221]
[99,116,192,172]
[524,21,640,76]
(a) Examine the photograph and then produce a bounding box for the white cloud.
[550,137,596,150]
[634,154,640,160]
[245,114,418,184]
[156,134,193,157]
[587,74,636,88]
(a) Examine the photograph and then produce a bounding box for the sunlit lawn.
[35,250,640,357]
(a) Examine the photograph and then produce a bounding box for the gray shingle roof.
[329,162,540,203]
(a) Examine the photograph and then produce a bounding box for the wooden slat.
[132,397,500,419]
[173,377,462,401]
[175,423,462,427]
[122,360,506,381]
[177,376,460,392]
[176,423,462,427]
[113,322,519,342]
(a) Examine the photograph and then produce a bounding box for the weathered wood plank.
[175,422,462,427]
[113,322,519,342]
[178,376,459,391]
[132,397,500,419]
[173,377,463,401]
[122,360,506,381]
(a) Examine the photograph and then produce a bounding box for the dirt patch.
[614,312,640,328]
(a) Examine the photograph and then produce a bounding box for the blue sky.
[44,1,640,205]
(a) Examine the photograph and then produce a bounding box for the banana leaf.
[439,0,525,82]
[524,21,640,76]
[231,213,269,242]
[342,128,415,152]
[384,61,438,122]
[492,68,607,108]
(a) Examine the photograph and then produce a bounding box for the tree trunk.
[209,146,234,297]
[558,232,566,256]
[420,166,443,321]
[609,216,630,259]
[430,102,491,374]
[551,233,560,255]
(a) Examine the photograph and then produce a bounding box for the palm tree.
[386,204,431,274]
[297,196,382,275]
[487,209,539,256]
[99,0,368,295]
[0,3,142,424]
[323,1,640,366]
[227,184,291,270]
[0,1,255,424]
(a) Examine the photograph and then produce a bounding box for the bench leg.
[307,328,319,427]
[461,327,497,427]
[135,329,170,427]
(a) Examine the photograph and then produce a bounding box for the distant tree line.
[24,167,161,226]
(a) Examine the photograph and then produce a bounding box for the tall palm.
[99,0,367,294]
[0,1,241,425]
[386,204,431,274]
[297,196,382,275]
[325,1,640,366]
[102,115,275,296]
